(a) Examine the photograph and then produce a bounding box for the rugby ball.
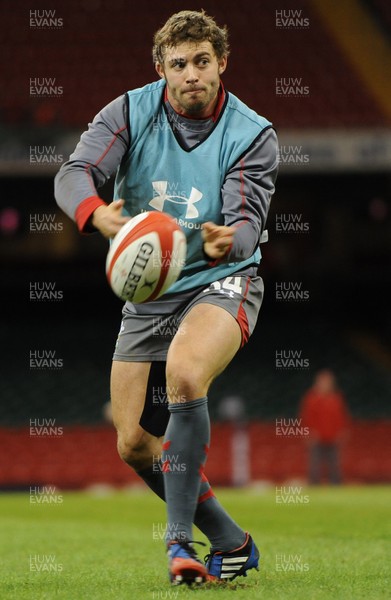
[106,211,186,303]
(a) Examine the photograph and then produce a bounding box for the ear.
[218,55,228,75]
[155,62,165,79]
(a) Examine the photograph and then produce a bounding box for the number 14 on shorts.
[203,276,243,297]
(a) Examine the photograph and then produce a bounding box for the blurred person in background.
[299,369,351,485]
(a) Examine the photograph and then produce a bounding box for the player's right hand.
[91,199,130,239]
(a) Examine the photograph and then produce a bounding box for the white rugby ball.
[106,211,186,303]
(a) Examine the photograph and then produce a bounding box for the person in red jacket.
[299,369,351,484]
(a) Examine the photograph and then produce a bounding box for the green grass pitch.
[0,486,389,599]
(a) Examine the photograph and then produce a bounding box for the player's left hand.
[202,221,235,259]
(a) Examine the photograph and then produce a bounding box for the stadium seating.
[1,0,389,128]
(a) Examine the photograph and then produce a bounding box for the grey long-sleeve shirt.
[54,89,278,263]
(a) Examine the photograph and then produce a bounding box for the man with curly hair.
[55,10,278,586]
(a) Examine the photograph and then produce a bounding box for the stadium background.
[0,0,390,489]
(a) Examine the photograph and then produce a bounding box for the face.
[155,41,227,117]
[314,370,335,393]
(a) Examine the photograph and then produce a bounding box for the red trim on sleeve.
[93,126,128,166]
[239,158,247,215]
[75,196,107,233]
[232,158,251,235]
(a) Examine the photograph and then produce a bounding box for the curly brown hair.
[152,10,230,64]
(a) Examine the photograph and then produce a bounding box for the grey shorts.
[113,269,264,362]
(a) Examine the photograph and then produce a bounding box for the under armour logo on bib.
[148,181,202,219]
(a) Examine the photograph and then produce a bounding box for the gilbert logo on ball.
[106,211,186,303]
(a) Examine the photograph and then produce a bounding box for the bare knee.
[117,431,160,471]
[166,359,207,402]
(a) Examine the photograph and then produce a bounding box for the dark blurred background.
[0,0,390,487]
